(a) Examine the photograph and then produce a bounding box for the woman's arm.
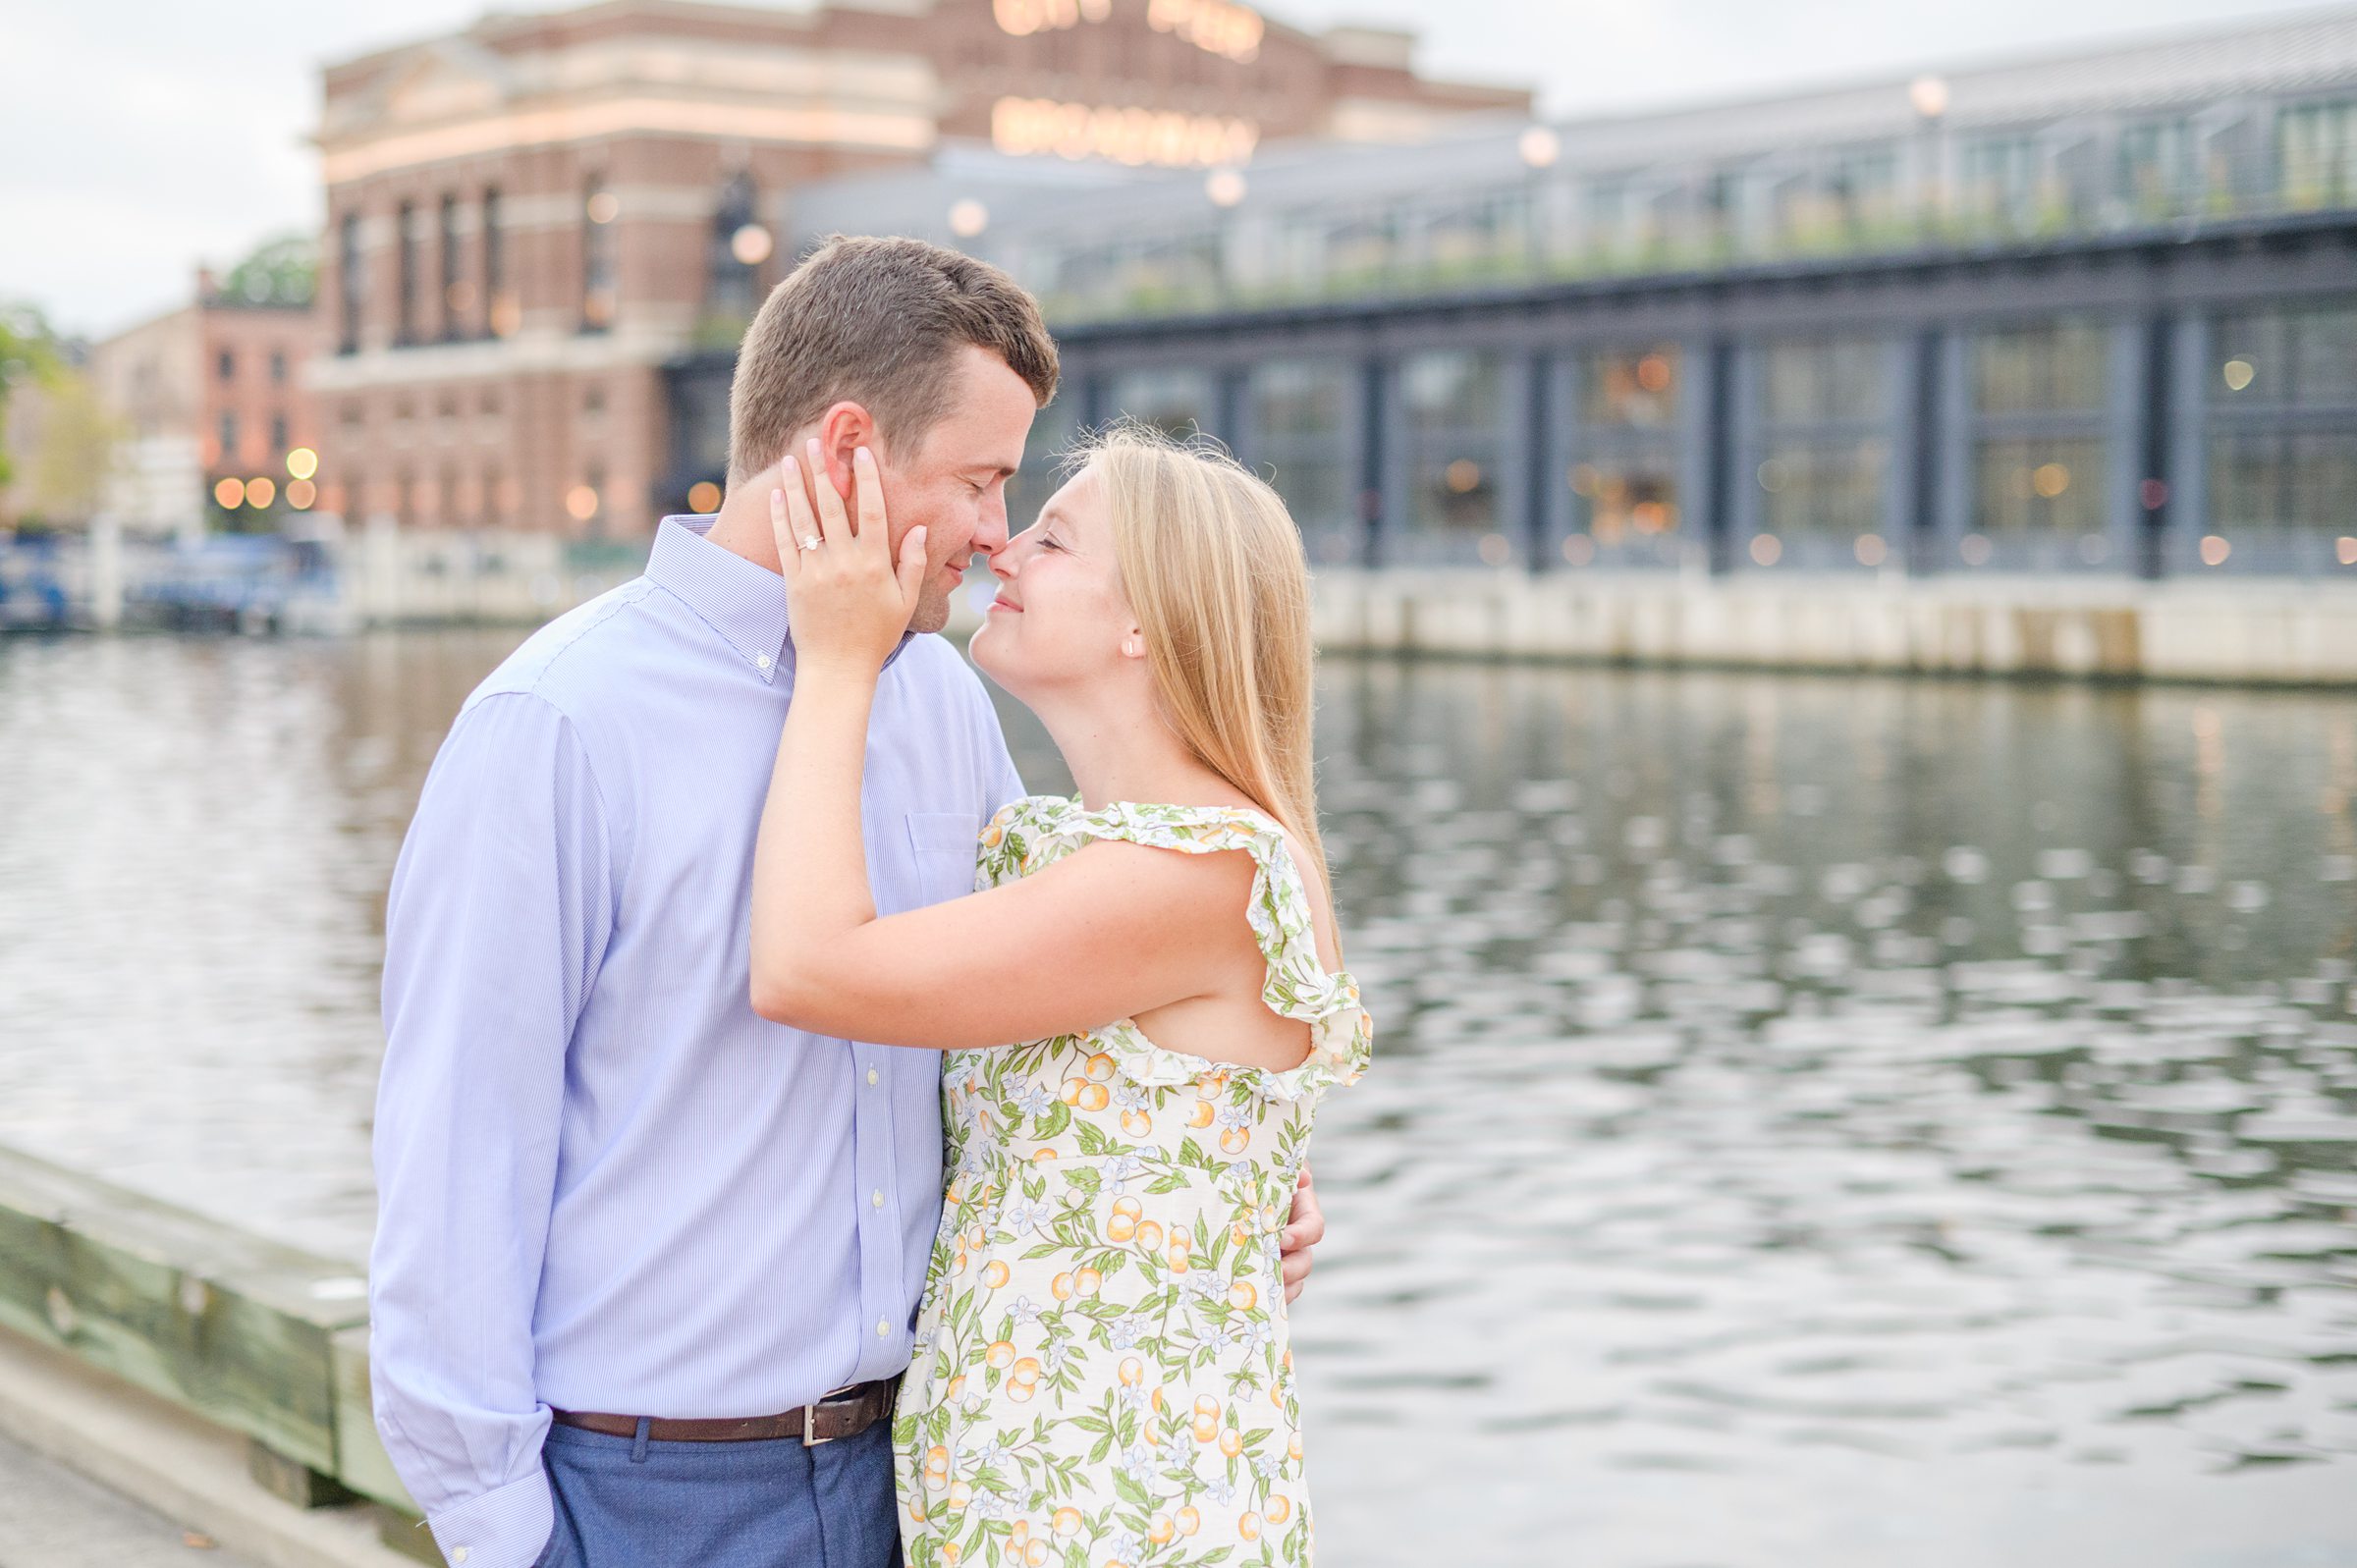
[747,443,1248,1049]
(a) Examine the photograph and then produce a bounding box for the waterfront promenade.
[8,524,2357,686]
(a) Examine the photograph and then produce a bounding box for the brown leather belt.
[551,1377,899,1447]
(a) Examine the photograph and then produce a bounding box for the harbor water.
[1,628,2353,1566]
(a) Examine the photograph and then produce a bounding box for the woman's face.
[968,467,1136,698]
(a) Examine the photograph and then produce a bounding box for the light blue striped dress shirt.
[370,514,1023,1568]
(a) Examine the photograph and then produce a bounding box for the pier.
[0,1146,428,1564]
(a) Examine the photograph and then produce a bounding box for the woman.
[747,421,1369,1568]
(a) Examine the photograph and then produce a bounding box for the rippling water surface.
[2,630,2354,1566]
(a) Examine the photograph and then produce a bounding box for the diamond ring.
[798,535,822,552]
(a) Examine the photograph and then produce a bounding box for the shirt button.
[452,1551,469,1565]
[871,1189,885,1209]
[876,1318,891,1337]
[866,1067,879,1086]
[755,652,772,670]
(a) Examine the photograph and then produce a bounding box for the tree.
[20,367,120,526]
[0,300,61,492]
[216,234,318,308]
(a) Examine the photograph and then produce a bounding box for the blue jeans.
[534,1418,901,1568]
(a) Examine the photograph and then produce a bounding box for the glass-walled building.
[685,6,2357,580]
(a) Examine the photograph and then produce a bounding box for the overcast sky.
[0,0,2301,337]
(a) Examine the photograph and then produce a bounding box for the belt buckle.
[802,1384,856,1448]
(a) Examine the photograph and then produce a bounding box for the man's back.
[369,516,1022,1567]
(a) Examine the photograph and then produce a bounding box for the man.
[369,237,1322,1568]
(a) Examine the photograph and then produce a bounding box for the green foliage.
[0,301,63,491]
[216,234,317,308]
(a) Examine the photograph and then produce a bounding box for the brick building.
[308,0,1528,536]
[90,267,321,533]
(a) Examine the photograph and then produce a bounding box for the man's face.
[875,346,1038,634]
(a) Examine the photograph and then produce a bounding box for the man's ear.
[813,401,879,499]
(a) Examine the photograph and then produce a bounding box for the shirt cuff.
[426,1470,555,1568]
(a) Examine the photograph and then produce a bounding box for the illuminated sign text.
[991,96,1259,168]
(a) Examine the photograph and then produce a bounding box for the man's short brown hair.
[726,235,1059,483]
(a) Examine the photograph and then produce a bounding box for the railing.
[1023,168,2357,326]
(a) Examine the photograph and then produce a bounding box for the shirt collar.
[643,513,915,683]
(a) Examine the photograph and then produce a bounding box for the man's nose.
[970,488,1011,557]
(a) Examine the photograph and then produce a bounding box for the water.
[2,629,2354,1565]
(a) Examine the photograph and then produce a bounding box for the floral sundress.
[894,796,1373,1568]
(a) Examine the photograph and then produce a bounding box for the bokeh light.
[586,190,620,224]
[1959,532,1993,567]
[1854,533,1888,567]
[2200,534,2231,566]
[2222,358,2256,392]
[566,485,600,522]
[1444,459,1482,494]
[1749,532,1782,567]
[247,476,276,509]
[1477,532,1511,567]
[1517,126,1560,169]
[1561,534,1596,567]
[286,479,316,511]
[949,199,990,239]
[687,481,723,513]
[213,477,245,510]
[730,224,774,266]
[1205,169,1247,208]
[286,448,318,480]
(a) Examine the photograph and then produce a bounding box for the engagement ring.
[798,535,821,552]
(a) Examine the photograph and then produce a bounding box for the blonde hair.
[1069,420,1333,916]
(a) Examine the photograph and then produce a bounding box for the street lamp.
[1909,76,1948,238]
[1518,125,1561,272]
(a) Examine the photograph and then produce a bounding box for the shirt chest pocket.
[902,812,983,909]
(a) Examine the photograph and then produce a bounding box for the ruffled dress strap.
[975,794,1373,1103]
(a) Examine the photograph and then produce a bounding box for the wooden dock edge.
[0,1145,430,1560]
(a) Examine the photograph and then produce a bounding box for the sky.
[0,0,2306,338]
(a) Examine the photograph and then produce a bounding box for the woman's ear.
[1120,628,1145,660]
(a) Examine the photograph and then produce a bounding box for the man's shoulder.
[463,579,662,722]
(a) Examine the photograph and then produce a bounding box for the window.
[1400,351,1507,562]
[439,192,463,339]
[269,350,287,385]
[1008,396,1078,534]
[1967,319,2112,568]
[396,199,420,345]
[581,176,618,332]
[1569,344,1680,565]
[218,410,239,463]
[1959,135,2040,228]
[2205,299,2357,571]
[269,413,288,455]
[1107,369,1215,441]
[1250,360,1355,561]
[2278,99,2357,211]
[2118,119,2194,216]
[483,188,512,338]
[1754,336,1891,567]
[337,210,363,355]
[216,349,235,382]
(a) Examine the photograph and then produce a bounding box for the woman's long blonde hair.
[1069,419,1332,913]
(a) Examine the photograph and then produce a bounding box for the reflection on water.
[2,630,2354,1565]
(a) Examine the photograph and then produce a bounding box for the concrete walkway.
[0,1425,263,1568]
[0,1326,420,1568]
